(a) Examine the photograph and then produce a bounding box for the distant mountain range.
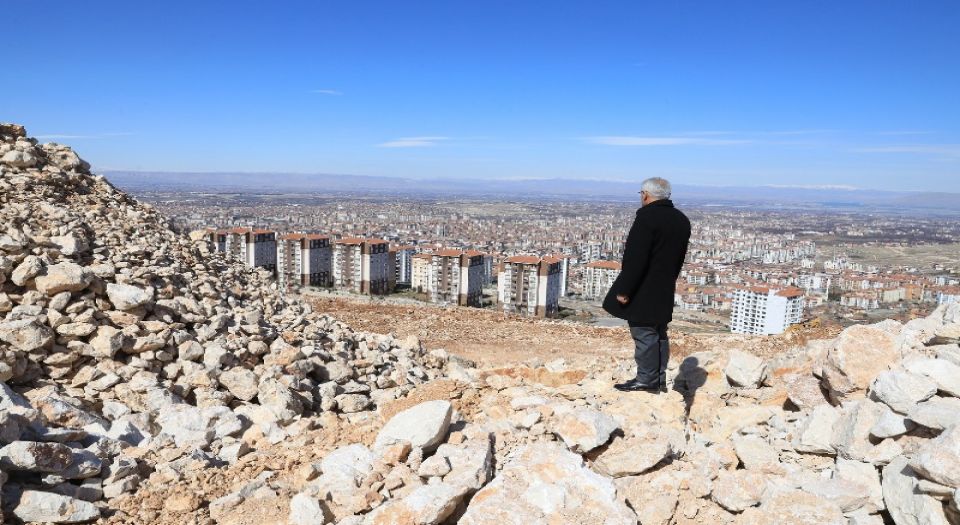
[102,171,960,215]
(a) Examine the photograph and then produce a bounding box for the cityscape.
[126,187,960,335]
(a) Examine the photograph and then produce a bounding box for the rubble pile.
[0,124,466,523]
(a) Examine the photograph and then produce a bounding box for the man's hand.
[616,294,630,305]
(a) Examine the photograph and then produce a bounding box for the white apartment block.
[208,228,276,272]
[730,286,805,335]
[546,253,571,296]
[277,234,333,290]
[393,245,417,285]
[583,260,621,300]
[498,256,563,318]
[333,237,394,295]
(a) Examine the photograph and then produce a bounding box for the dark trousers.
[628,322,669,386]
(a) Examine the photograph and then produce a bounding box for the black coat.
[602,199,691,325]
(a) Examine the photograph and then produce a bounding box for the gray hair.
[641,177,672,199]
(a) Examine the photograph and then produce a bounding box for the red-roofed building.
[277,233,332,290]
[583,260,621,300]
[333,237,394,295]
[730,285,805,335]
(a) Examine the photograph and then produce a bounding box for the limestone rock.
[220,367,259,401]
[882,456,950,525]
[34,262,91,295]
[904,358,960,398]
[725,350,767,388]
[907,396,960,430]
[551,407,619,453]
[737,489,846,525]
[0,318,54,351]
[869,370,937,414]
[711,469,768,512]
[732,433,779,471]
[821,324,899,402]
[909,424,960,488]
[831,399,884,461]
[374,400,452,451]
[105,282,154,310]
[364,482,464,525]
[13,490,100,523]
[794,404,840,454]
[458,443,636,525]
[593,432,672,477]
[870,406,916,439]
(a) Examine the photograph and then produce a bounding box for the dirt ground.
[307,295,841,368]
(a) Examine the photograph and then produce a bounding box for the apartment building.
[583,260,621,300]
[730,286,805,335]
[415,250,485,306]
[208,227,277,272]
[464,250,494,286]
[497,256,563,318]
[546,253,571,297]
[277,233,332,290]
[393,245,417,286]
[333,237,394,295]
[411,253,434,294]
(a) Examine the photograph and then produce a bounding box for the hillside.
[2,124,960,525]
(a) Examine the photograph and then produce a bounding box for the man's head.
[639,177,672,206]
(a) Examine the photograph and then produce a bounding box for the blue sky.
[4,1,959,191]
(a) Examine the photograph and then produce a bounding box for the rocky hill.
[2,123,960,525]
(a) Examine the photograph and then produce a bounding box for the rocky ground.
[3,124,960,525]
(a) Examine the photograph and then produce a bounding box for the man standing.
[603,177,691,393]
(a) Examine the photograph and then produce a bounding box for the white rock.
[835,457,885,513]
[458,443,637,525]
[34,262,91,296]
[794,404,840,454]
[725,350,767,388]
[869,370,937,414]
[882,456,950,525]
[365,482,464,525]
[289,492,329,525]
[909,424,960,488]
[870,406,916,439]
[732,433,779,471]
[904,358,960,398]
[321,443,374,487]
[0,318,54,351]
[712,469,768,512]
[13,490,100,523]
[550,407,619,453]
[821,324,899,402]
[106,282,154,310]
[593,433,672,477]
[907,396,960,430]
[219,367,259,401]
[375,400,452,451]
[831,399,884,461]
[737,489,846,525]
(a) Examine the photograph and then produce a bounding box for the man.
[602,177,691,393]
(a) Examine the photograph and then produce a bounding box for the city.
[128,188,960,335]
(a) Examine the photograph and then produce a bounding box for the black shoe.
[614,379,662,393]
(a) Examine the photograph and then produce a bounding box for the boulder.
[870,407,916,439]
[614,469,680,525]
[909,425,960,488]
[882,456,950,525]
[0,318,54,351]
[458,443,636,525]
[821,324,899,402]
[106,283,154,310]
[904,358,960,398]
[907,396,960,430]
[320,444,375,486]
[550,407,619,453]
[835,457,885,513]
[794,404,840,454]
[34,262,91,295]
[732,433,780,471]
[219,367,259,401]
[13,490,100,523]
[711,469,768,512]
[364,482,464,525]
[725,350,767,388]
[831,399,884,461]
[869,370,937,414]
[375,400,452,451]
[737,489,846,525]
[593,432,672,477]
[0,441,74,472]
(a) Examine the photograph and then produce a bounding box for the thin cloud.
[378,136,449,148]
[584,136,751,146]
[34,132,135,140]
[873,130,934,136]
[855,144,960,158]
[310,89,342,95]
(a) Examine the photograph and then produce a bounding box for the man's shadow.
[673,356,707,422]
